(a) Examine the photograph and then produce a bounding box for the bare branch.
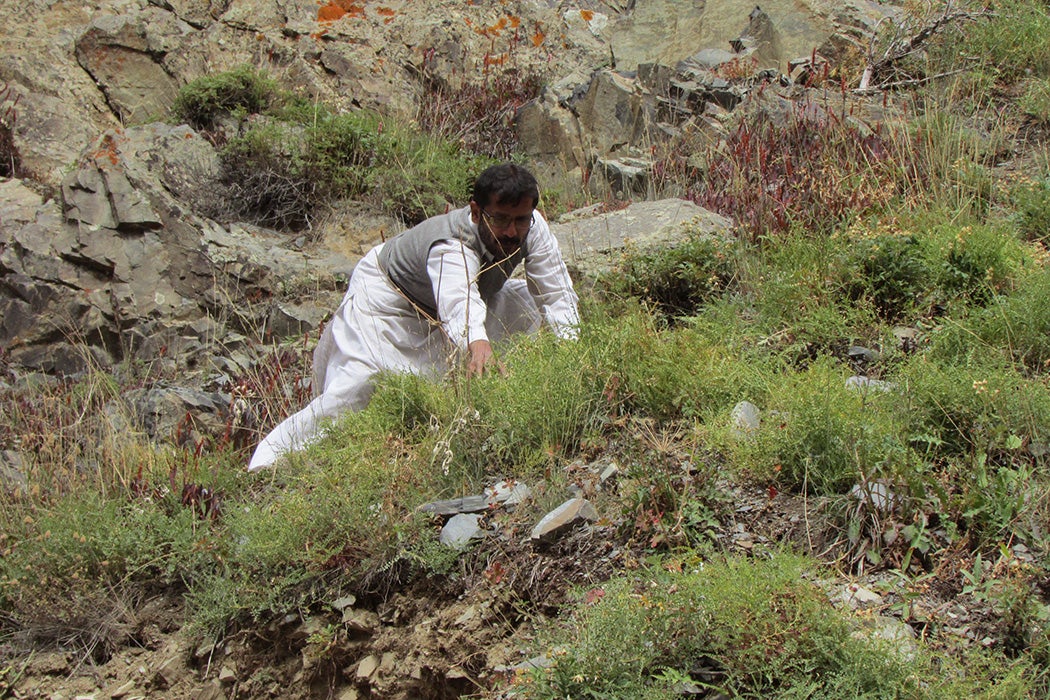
[858,2,995,92]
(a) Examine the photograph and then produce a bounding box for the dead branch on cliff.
[857,1,995,92]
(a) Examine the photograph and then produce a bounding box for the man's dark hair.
[472,163,540,209]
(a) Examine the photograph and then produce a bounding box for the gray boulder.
[74,10,190,125]
[550,198,733,280]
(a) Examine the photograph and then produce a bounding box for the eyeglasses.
[481,208,535,234]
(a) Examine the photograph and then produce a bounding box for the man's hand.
[467,339,507,377]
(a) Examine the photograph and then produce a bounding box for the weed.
[614,419,727,551]
[676,92,899,241]
[172,66,494,231]
[849,232,934,322]
[902,354,1048,457]
[0,485,228,653]
[172,65,281,132]
[214,120,319,230]
[931,221,1022,306]
[929,266,1050,372]
[214,111,381,231]
[211,104,489,230]
[363,133,492,225]
[961,547,1050,658]
[438,328,608,483]
[891,109,1002,218]
[730,229,887,362]
[0,368,149,498]
[582,304,774,422]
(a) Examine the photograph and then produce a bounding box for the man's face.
[470,197,535,259]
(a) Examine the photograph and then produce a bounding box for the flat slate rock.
[419,495,491,515]
[419,480,532,515]
[530,498,598,541]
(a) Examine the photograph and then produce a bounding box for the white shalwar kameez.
[248,209,579,470]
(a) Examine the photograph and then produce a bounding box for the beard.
[480,223,523,259]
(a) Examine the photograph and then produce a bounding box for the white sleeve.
[428,240,488,350]
[524,212,580,339]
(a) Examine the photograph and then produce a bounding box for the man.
[248,163,580,470]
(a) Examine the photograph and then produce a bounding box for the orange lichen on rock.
[531,29,545,47]
[580,9,594,21]
[318,3,346,21]
[317,1,365,22]
[377,7,395,17]
[92,133,121,168]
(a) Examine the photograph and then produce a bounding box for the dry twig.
[858,1,994,92]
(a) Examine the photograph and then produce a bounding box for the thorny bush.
[415,61,544,161]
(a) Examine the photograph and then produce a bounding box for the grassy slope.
[3,1,1050,697]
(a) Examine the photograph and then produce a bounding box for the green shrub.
[952,454,1049,547]
[216,108,489,230]
[516,553,923,699]
[364,132,492,225]
[749,231,884,359]
[850,232,935,322]
[934,224,1020,305]
[1019,77,1050,124]
[929,267,1050,372]
[302,111,385,195]
[460,330,606,478]
[725,356,913,495]
[218,120,322,229]
[599,233,741,318]
[898,354,1050,463]
[0,489,226,647]
[580,304,775,421]
[1012,178,1050,242]
[182,403,432,629]
[175,66,494,231]
[2,493,193,588]
[173,65,280,130]
[937,0,1050,87]
[895,220,1027,313]
[845,216,1030,324]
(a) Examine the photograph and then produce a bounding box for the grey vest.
[377,206,527,320]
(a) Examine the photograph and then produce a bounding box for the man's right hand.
[467,339,507,377]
